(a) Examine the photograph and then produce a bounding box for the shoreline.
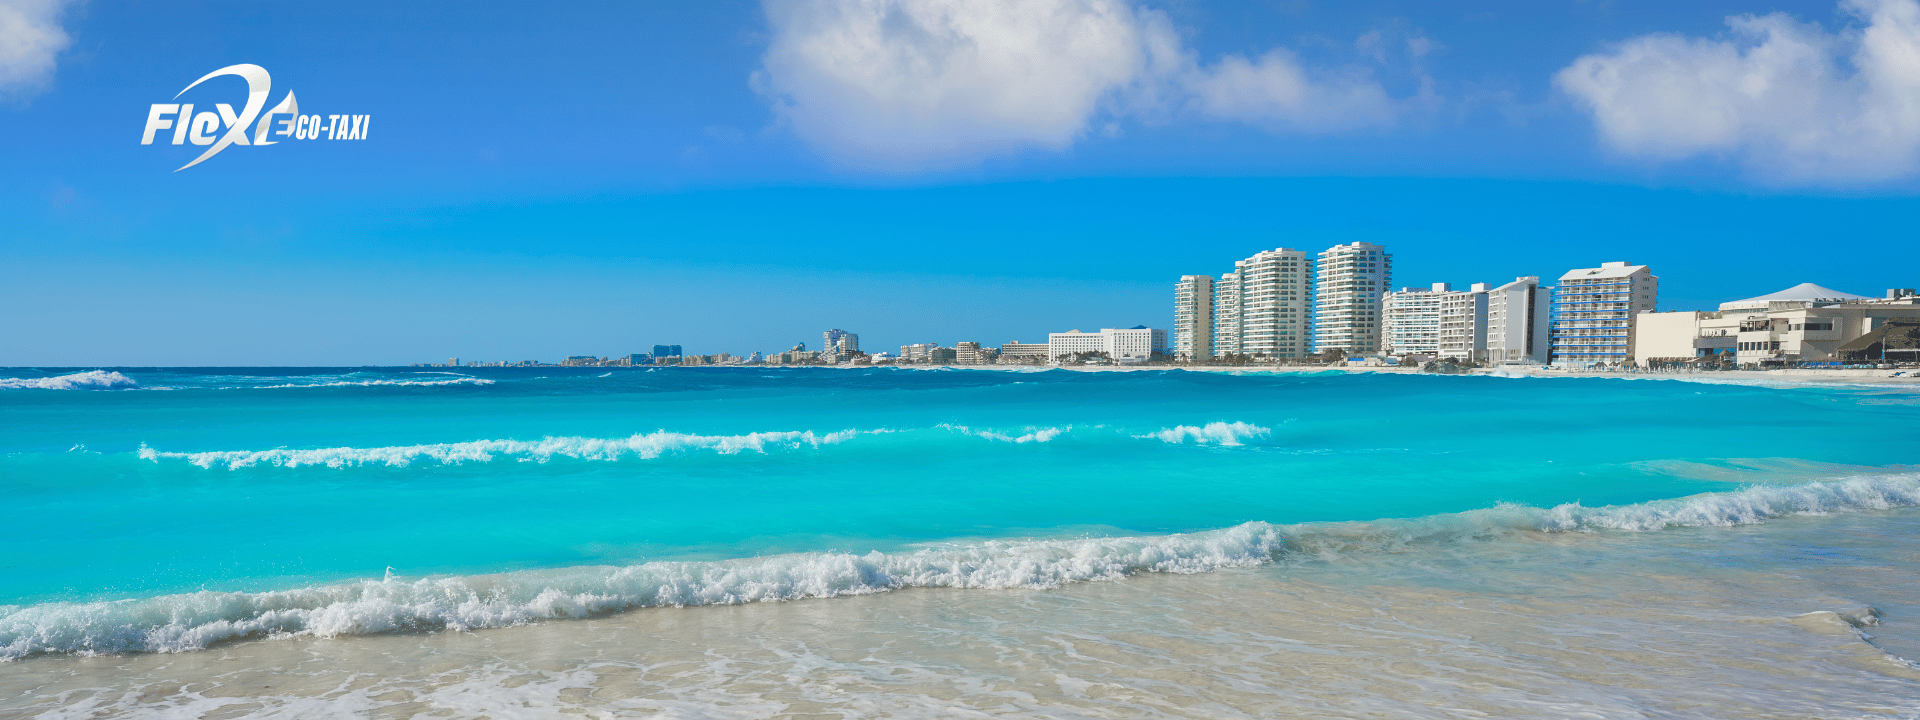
[873,363,1920,385]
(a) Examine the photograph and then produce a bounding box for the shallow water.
[3,367,1919,717]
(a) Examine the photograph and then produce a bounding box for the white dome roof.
[1719,283,1873,311]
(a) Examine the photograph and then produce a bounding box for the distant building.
[1174,275,1214,361]
[1048,330,1105,361]
[1550,262,1658,366]
[651,344,682,358]
[1312,242,1392,356]
[447,358,460,367]
[823,329,859,360]
[1486,276,1551,364]
[998,341,1049,363]
[1197,248,1312,360]
[1212,269,1243,358]
[954,341,995,365]
[1438,283,1490,362]
[900,343,940,363]
[619,353,651,366]
[560,356,600,367]
[1382,284,1446,357]
[1048,327,1167,363]
[1236,249,1312,358]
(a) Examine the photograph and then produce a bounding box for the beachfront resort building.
[1382,284,1446,357]
[998,341,1049,363]
[1174,275,1214,361]
[1486,276,1551,364]
[1633,285,1920,365]
[1236,248,1312,358]
[822,329,859,360]
[1192,248,1312,360]
[1439,283,1490,362]
[899,343,954,363]
[1211,269,1243,357]
[1549,262,1658,366]
[954,342,996,365]
[1312,242,1392,356]
[1048,327,1168,363]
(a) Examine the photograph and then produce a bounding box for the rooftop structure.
[1718,283,1875,312]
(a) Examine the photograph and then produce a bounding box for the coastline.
[875,363,1920,385]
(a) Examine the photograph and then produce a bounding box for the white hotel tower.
[1173,275,1214,361]
[1312,242,1392,355]
[1205,248,1311,359]
[1549,262,1658,366]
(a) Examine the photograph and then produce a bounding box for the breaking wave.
[939,423,1068,443]
[1139,422,1270,445]
[0,371,138,390]
[8,471,1918,660]
[138,429,874,469]
[252,377,495,389]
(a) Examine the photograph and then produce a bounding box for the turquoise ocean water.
[4,366,1920,665]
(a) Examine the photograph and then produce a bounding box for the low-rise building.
[954,341,995,365]
[1632,284,1920,365]
[998,341,1049,363]
[1048,327,1167,363]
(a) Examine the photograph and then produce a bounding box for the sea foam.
[1139,421,1270,445]
[8,472,1918,661]
[939,424,1069,443]
[0,371,138,390]
[252,377,494,389]
[139,429,872,469]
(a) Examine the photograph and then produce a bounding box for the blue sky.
[3,0,1919,365]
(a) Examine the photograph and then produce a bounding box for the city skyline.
[8,1,1920,365]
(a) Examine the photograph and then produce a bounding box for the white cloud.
[0,0,75,101]
[756,0,1412,170]
[1186,50,1398,133]
[1556,0,1920,185]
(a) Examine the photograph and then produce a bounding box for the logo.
[140,64,370,172]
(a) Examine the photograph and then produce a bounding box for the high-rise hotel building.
[1202,248,1311,359]
[1549,262,1658,366]
[1235,248,1312,357]
[1382,283,1447,357]
[1311,242,1392,355]
[1173,275,1214,361]
[1212,270,1242,357]
[1486,276,1551,364]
